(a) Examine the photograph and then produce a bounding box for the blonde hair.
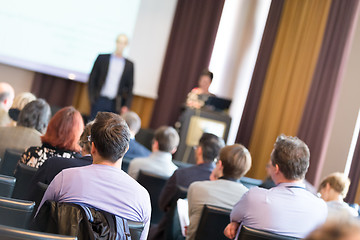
[319,172,351,199]
[12,92,36,110]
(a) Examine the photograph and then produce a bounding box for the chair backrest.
[128,220,145,240]
[12,162,38,200]
[32,182,49,214]
[137,170,169,225]
[0,196,35,229]
[0,224,77,240]
[239,176,263,189]
[238,225,300,240]
[0,174,16,197]
[0,148,24,176]
[195,205,231,240]
[165,185,188,240]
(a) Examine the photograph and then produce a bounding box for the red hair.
[41,106,84,152]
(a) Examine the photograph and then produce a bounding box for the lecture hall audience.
[0,99,51,160]
[224,135,328,239]
[37,112,151,240]
[128,125,180,179]
[27,121,94,200]
[20,106,83,168]
[149,133,225,240]
[186,144,252,240]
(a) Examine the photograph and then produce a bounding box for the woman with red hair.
[21,106,84,168]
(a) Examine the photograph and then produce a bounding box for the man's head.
[115,34,128,56]
[153,126,179,154]
[198,69,213,93]
[17,99,51,134]
[212,144,252,180]
[79,121,94,155]
[0,82,15,111]
[195,133,225,164]
[91,112,130,162]
[270,134,310,182]
[305,220,360,240]
[122,111,141,137]
[318,172,350,201]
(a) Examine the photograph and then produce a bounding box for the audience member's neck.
[92,156,122,169]
[275,177,303,185]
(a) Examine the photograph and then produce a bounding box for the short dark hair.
[198,133,224,163]
[200,69,213,81]
[91,112,130,162]
[17,99,51,134]
[122,111,141,134]
[154,126,179,153]
[220,144,252,179]
[271,134,310,180]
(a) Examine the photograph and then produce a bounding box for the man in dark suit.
[88,34,134,119]
[148,133,224,240]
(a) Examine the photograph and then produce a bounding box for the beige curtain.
[247,0,331,180]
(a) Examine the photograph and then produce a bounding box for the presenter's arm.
[88,55,101,104]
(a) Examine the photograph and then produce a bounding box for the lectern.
[174,108,231,164]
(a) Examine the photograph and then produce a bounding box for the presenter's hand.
[224,222,240,239]
[121,106,129,114]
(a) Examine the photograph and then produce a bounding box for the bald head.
[0,82,15,111]
[115,34,129,57]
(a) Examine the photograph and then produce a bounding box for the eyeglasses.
[87,135,91,142]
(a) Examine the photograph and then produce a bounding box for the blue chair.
[12,162,38,200]
[0,174,16,197]
[0,224,77,240]
[0,196,35,229]
[0,148,24,176]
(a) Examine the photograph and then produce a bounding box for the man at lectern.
[88,34,134,120]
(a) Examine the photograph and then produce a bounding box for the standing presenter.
[88,34,134,120]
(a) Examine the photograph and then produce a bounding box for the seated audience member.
[20,106,83,168]
[8,92,37,125]
[224,135,328,239]
[304,219,360,240]
[0,99,51,160]
[122,111,151,159]
[38,112,151,240]
[128,126,179,179]
[186,69,215,109]
[27,121,94,200]
[149,133,225,240]
[0,82,15,126]
[186,144,251,240]
[318,172,358,218]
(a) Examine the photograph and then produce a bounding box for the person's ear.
[91,142,97,155]
[171,147,177,154]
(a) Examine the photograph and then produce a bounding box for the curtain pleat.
[247,0,331,180]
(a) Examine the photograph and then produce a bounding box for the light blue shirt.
[100,54,125,99]
[230,182,328,239]
[39,164,151,240]
[128,151,178,179]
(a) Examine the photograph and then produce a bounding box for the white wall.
[0,63,34,94]
[320,13,360,182]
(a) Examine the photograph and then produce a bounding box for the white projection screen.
[0,0,177,98]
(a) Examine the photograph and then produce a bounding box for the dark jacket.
[33,201,131,240]
[88,54,134,111]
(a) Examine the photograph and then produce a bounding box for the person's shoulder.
[189,180,211,191]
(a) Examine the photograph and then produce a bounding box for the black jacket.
[88,54,134,111]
